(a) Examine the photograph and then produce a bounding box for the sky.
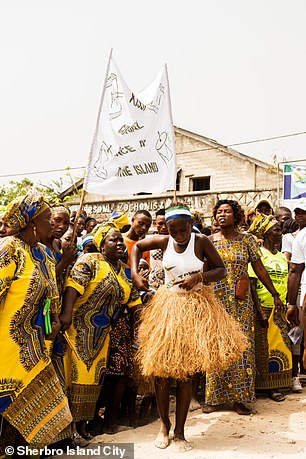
[1,0,306,190]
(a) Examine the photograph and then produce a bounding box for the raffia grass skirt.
[136,285,247,380]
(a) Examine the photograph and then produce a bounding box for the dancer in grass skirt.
[131,204,247,452]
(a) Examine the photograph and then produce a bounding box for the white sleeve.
[281,234,293,254]
[291,233,306,264]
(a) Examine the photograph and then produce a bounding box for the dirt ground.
[80,387,306,459]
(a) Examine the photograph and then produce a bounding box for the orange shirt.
[123,235,151,269]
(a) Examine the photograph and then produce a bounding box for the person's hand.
[45,314,61,340]
[286,307,299,327]
[133,273,150,292]
[273,295,285,314]
[59,312,72,331]
[174,272,201,291]
[258,313,269,329]
[139,268,150,280]
[61,244,77,267]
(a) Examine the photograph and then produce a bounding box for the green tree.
[0,178,34,205]
[0,171,83,206]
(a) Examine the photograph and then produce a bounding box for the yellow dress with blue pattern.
[64,252,141,422]
[205,233,260,405]
[0,236,72,448]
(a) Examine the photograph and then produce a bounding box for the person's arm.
[251,258,284,313]
[59,255,93,329]
[201,235,226,283]
[287,262,304,326]
[56,244,77,276]
[131,235,168,291]
[178,234,226,291]
[59,286,79,330]
[249,277,268,328]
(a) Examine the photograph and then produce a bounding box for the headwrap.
[91,211,129,250]
[92,222,118,250]
[247,214,278,239]
[109,211,130,230]
[3,189,50,232]
[82,233,94,249]
[165,205,192,222]
[190,209,202,224]
[51,204,70,215]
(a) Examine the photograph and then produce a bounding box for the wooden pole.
[173,188,177,205]
[71,188,86,244]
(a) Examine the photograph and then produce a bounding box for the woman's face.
[215,204,235,228]
[51,211,70,239]
[102,230,125,260]
[34,207,53,242]
[266,222,282,247]
[0,216,16,237]
[166,218,192,245]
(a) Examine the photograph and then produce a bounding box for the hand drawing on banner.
[94,142,114,179]
[147,84,165,113]
[106,73,123,119]
[155,131,173,164]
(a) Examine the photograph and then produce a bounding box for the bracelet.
[286,303,297,309]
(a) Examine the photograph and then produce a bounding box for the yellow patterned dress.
[64,252,141,422]
[0,236,72,448]
[205,233,261,405]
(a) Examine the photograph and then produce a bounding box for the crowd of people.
[0,190,306,455]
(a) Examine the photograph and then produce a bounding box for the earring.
[33,226,37,238]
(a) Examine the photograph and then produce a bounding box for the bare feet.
[155,430,170,449]
[173,437,193,452]
[154,421,171,449]
[189,397,201,411]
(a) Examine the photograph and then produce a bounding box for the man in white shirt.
[287,198,306,387]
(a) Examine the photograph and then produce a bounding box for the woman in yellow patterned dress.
[60,222,141,439]
[0,190,72,452]
[204,200,284,415]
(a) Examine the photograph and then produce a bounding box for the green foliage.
[0,169,83,206]
[0,178,34,205]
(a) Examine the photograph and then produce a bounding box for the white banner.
[84,55,177,196]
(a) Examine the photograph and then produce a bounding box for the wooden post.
[71,188,87,244]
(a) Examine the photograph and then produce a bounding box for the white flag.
[84,55,177,196]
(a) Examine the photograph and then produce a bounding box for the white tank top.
[163,232,204,293]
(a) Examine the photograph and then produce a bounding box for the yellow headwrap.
[109,211,130,230]
[3,189,50,232]
[92,223,117,250]
[247,213,278,239]
[91,211,129,250]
